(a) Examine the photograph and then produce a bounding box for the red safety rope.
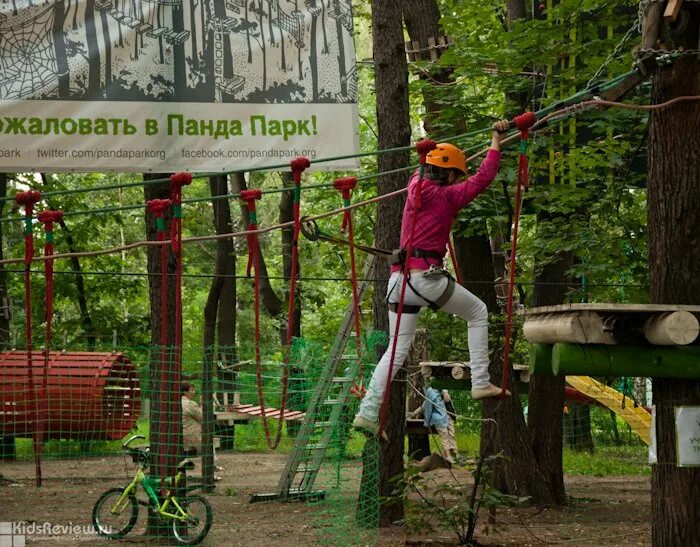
[333,177,365,397]
[15,190,42,486]
[500,111,536,397]
[37,209,62,484]
[146,198,172,477]
[377,140,436,436]
[241,188,284,449]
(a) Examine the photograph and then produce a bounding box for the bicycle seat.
[177,459,196,471]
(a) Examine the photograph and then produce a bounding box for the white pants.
[358,271,490,423]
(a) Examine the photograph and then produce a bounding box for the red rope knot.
[290,156,311,184]
[514,111,537,138]
[146,198,172,218]
[169,172,193,202]
[240,188,263,210]
[416,139,437,163]
[37,210,64,231]
[333,176,357,197]
[334,177,357,232]
[169,172,193,187]
[15,190,42,208]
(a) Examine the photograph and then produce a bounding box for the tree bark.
[527,250,572,503]
[0,174,10,349]
[143,174,180,536]
[647,8,700,543]
[0,173,14,461]
[369,0,411,528]
[204,175,237,461]
[279,172,303,436]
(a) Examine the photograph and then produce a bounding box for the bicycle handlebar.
[122,434,146,449]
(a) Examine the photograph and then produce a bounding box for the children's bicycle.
[91,434,213,545]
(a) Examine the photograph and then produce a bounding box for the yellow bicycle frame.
[110,465,191,522]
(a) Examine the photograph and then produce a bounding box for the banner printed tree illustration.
[0,0,356,103]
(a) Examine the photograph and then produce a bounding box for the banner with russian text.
[0,0,359,172]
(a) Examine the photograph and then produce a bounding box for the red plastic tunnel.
[0,351,141,441]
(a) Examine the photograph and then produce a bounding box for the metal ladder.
[250,255,376,502]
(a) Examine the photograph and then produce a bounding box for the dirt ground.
[1,452,651,546]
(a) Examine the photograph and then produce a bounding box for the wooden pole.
[529,343,553,375]
[522,311,612,344]
[550,343,700,379]
[642,311,699,345]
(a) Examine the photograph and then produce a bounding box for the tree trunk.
[647,8,700,543]
[0,174,11,348]
[279,172,301,345]
[144,174,180,536]
[205,175,237,459]
[0,173,14,461]
[453,230,560,505]
[279,172,303,436]
[359,0,411,529]
[528,250,572,503]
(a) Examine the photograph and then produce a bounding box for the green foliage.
[392,453,528,545]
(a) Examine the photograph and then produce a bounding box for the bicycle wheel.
[92,487,139,539]
[171,495,213,545]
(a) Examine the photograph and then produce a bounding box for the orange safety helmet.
[425,142,468,176]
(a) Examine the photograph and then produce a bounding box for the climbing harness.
[386,267,457,314]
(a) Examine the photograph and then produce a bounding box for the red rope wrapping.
[15,190,42,486]
[377,140,435,436]
[147,198,171,478]
[500,112,536,398]
[168,173,191,475]
[240,189,262,277]
[36,210,63,478]
[240,188,281,449]
[333,177,365,396]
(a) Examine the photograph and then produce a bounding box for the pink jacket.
[391,149,502,272]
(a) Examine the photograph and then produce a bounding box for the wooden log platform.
[521,304,700,346]
[419,361,530,389]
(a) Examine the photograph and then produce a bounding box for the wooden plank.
[519,303,700,315]
[642,1,663,49]
[427,36,438,61]
[664,0,683,22]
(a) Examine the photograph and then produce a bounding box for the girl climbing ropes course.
[352,120,512,438]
